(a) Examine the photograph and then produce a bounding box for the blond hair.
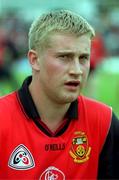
[28,9,95,51]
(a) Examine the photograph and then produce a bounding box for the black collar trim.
[17,76,78,136]
[18,76,39,119]
[18,76,78,120]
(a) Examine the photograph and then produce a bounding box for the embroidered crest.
[39,166,65,180]
[69,131,91,163]
[8,144,35,170]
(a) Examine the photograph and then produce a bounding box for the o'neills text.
[45,143,65,151]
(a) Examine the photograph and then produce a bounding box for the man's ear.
[27,49,40,71]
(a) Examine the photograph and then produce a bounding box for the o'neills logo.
[69,131,91,163]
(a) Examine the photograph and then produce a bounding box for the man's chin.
[61,95,78,104]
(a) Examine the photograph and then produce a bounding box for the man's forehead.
[48,32,91,53]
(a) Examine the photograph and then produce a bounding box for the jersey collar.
[18,76,78,121]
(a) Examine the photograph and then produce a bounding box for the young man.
[0,9,119,179]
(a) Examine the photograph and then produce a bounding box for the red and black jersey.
[0,76,118,179]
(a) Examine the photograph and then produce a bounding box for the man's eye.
[59,55,68,59]
[58,55,70,61]
[79,56,89,63]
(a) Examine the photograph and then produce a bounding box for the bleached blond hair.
[28,9,95,51]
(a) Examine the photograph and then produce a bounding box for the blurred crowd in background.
[0,0,119,117]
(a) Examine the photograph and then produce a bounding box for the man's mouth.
[65,82,79,87]
[65,81,80,90]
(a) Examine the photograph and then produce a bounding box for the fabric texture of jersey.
[0,77,112,179]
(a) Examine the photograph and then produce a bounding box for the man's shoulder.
[0,91,21,131]
[78,95,112,116]
[0,91,17,111]
[78,95,111,109]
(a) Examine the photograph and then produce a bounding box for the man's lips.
[64,80,80,88]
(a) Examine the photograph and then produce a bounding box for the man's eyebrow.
[79,53,90,57]
[55,51,74,57]
[55,51,90,58]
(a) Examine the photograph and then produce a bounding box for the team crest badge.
[8,144,35,170]
[69,131,91,163]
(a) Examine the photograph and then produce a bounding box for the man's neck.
[29,82,71,132]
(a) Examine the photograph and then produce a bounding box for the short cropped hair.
[28,9,95,51]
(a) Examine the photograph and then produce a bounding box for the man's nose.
[69,59,83,77]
